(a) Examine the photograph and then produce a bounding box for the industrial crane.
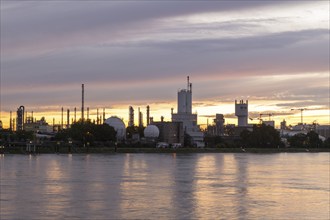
[291,108,307,124]
[259,113,274,121]
[249,113,275,125]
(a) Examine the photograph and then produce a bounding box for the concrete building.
[24,117,53,133]
[171,77,204,147]
[316,125,330,139]
[152,121,184,146]
[235,100,248,127]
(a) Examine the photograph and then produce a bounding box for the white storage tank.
[104,116,126,141]
[144,125,160,138]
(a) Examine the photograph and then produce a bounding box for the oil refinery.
[0,79,329,150]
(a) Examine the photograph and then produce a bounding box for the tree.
[288,131,323,148]
[55,121,116,145]
[306,131,322,148]
[240,124,281,148]
[288,133,307,148]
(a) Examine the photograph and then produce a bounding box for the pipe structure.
[74,107,77,122]
[128,106,134,127]
[67,109,70,129]
[9,111,12,131]
[103,108,105,123]
[81,84,84,123]
[146,105,150,126]
[61,107,64,130]
[97,108,99,124]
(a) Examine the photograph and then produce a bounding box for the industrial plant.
[0,78,329,152]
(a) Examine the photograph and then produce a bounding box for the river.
[0,153,329,219]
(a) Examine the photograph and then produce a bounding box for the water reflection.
[0,153,329,219]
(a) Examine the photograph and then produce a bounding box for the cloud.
[1,1,328,124]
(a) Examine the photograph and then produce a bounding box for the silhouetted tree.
[323,137,330,148]
[55,121,116,144]
[240,124,281,148]
[288,131,323,148]
[288,133,307,148]
[306,131,322,148]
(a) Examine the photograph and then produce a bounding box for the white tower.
[178,76,192,114]
[235,100,248,127]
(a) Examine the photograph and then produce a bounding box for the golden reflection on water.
[119,154,174,219]
[1,153,329,219]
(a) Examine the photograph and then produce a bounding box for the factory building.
[152,121,184,146]
[24,117,53,133]
[207,114,225,136]
[171,77,204,147]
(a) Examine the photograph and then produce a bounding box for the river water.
[0,153,329,219]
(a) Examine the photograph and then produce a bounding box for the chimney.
[81,84,84,123]
[146,105,150,126]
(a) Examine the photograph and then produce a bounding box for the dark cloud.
[1,1,328,118]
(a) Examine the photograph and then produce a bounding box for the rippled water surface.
[1,153,329,219]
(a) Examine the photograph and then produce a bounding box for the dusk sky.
[1,1,329,127]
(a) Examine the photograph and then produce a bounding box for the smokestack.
[138,107,143,127]
[171,108,174,115]
[103,108,105,123]
[129,106,134,127]
[9,111,12,131]
[31,111,34,123]
[161,116,164,122]
[146,105,150,126]
[187,76,190,91]
[97,108,99,125]
[53,118,55,132]
[81,84,84,123]
[87,107,89,120]
[61,107,64,129]
[67,109,70,129]
[74,107,77,122]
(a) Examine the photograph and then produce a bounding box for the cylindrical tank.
[104,116,126,140]
[144,125,160,138]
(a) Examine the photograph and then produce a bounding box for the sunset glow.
[0,1,329,128]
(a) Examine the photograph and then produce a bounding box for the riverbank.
[1,145,329,154]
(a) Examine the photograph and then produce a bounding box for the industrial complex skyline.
[1,1,329,128]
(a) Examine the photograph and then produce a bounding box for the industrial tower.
[235,100,248,127]
[172,76,204,147]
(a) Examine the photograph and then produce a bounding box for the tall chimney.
[103,108,105,123]
[87,107,89,120]
[74,107,77,122]
[9,111,12,131]
[146,105,150,126]
[128,106,134,127]
[81,84,84,123]
[67,109,70,129]
[97,108,99,124]
[138,107,143,127]
[61,107,64,129]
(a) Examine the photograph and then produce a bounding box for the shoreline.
[1,146,329,154]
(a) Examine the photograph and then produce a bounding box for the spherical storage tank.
[144,125,160,138]
[104,116,126,140]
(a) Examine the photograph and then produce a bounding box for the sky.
[0,0,329,128]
